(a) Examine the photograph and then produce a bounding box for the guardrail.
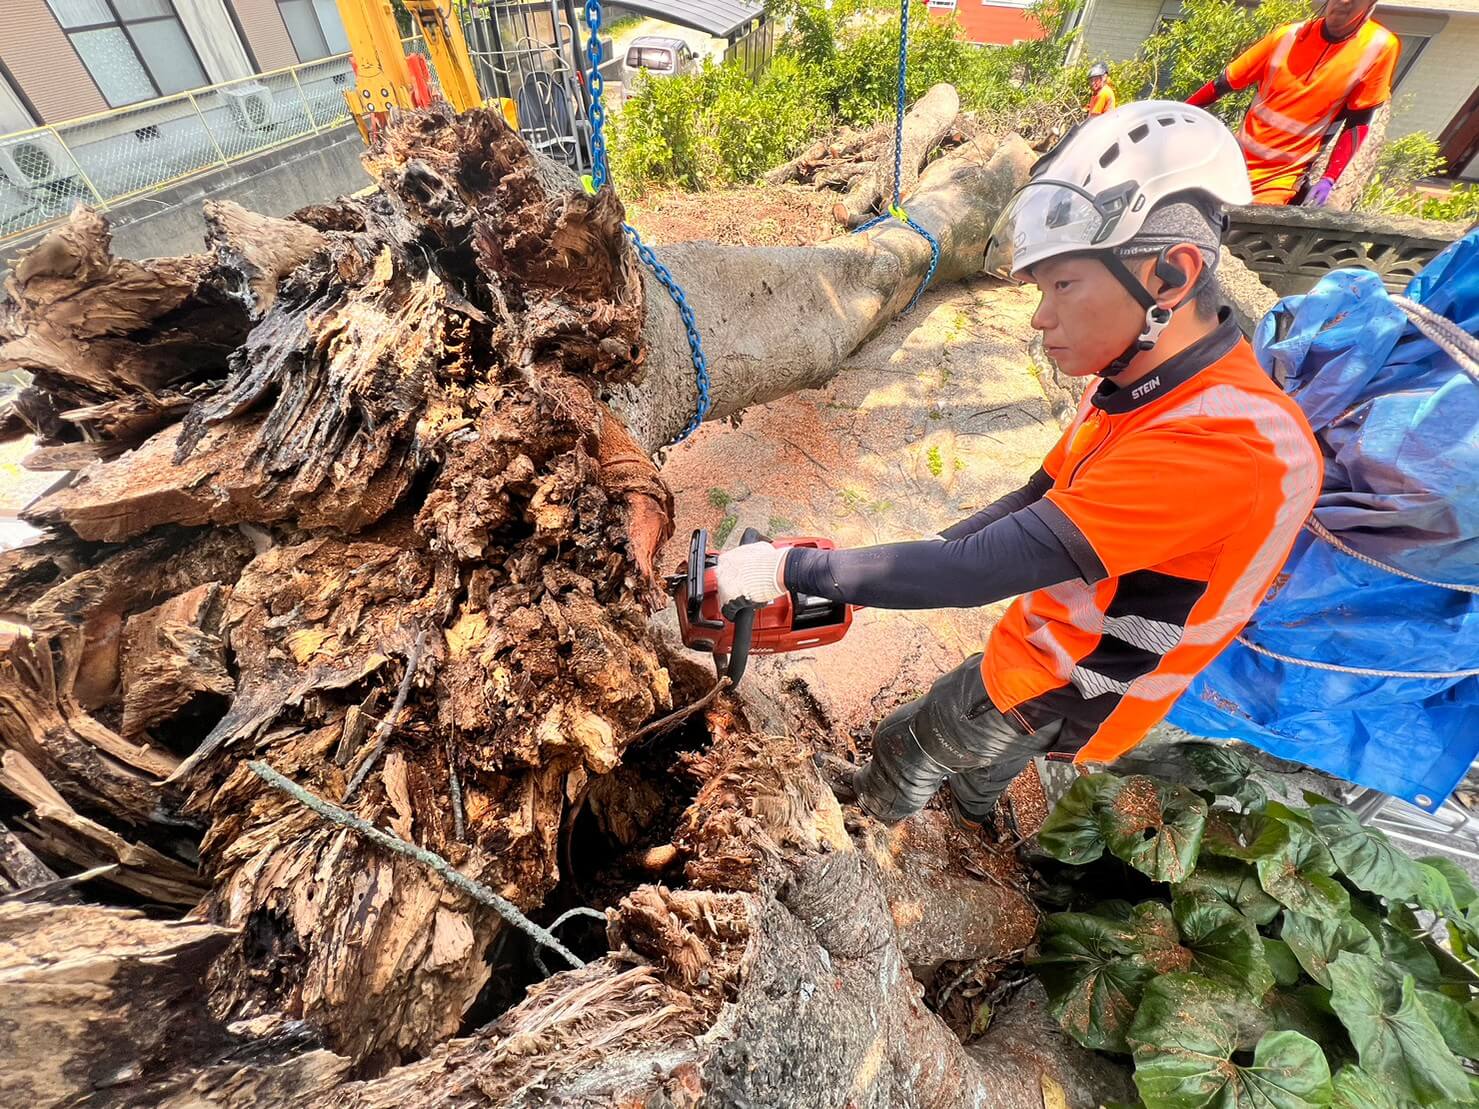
[0,53,355,244]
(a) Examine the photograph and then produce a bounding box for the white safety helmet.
[985,101,1251,374]
[985,101,1251,281]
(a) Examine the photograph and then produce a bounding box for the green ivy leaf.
[1416,988,1479,1061]
[1350,901,1443,991]
[1030,910,1158,1053]
[1309,804,1426,903]
[1037,772,1119,866]
[1185,743,1268,811]
[1326,952,1472,1106]
[1264,984,1354,1062]
[1129,974,1333,1109]
[1257,820,1350,920]
[1126,900,1193,974]
[1173,894,1276,996]
[1174,856,1282,927]
[1281,911,1381,989]
[1100,775,1208,884]
[1417,856,1479,916]
[1330,1065,1404,1109]
[1264,938,1303,988]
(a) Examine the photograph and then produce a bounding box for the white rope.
[1303,515,1479,596]
[1390,295,1479,383]
[1234,633,1479,680]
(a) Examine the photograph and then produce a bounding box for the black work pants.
[856,653,1078,823]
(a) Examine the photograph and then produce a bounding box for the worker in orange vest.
[1187,0,1400,205]
[1086,62,1117,116]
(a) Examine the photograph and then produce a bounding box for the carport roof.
[611,0,765,39]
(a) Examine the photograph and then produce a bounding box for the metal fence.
[0,53,354,244]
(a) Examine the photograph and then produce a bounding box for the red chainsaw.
[669,526,854,685]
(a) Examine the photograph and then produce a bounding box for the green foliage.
[1358,132,1479,223]
[609,0,1085,192]
[611,53,828,193]
[1128,975,1331,1108]
[925,445,944,477]
[1030,765,1479,1108]
[1109,0,1312,127]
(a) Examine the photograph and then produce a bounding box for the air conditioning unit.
[220,83,276,132]
[0,132,77,190]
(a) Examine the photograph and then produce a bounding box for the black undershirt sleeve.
[783,501,1107,610]
[938,468,1053,540]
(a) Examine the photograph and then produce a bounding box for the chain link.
[850,0,940,316]
[581,0,710,445]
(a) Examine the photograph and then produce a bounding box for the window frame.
[275,0,348,63]
[46,0,209,108]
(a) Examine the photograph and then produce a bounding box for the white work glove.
[716,542,789,611]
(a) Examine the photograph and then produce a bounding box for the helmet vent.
[1129,124,1150,143]
[1158,116,1177,127]
[1099,143,1120,168]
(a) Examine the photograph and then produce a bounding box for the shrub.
[1358,132,1479,222]
[1029,746,1479,1107]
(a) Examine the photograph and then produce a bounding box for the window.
[276,0,351,62]
[1392,34,1429,90]
[46,0,208,107]
[625,46,675,70]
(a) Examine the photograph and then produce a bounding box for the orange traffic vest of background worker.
[1186,0,1398,205]
[1086,62,1117,115]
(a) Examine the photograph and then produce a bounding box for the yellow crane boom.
[335,0,494,141]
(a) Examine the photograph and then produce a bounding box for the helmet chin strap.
[1099,251,1179,377]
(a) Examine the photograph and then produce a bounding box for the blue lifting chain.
[581,0,711,446]
[853,0,941,316]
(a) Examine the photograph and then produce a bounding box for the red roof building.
[927,0,1048,45]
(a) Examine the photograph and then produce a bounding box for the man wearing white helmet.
[715,104,1322,830]
[1086,62,1116,116]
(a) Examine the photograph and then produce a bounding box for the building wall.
[947,2,1048,45]
[1,1,109,125]
[1384,11,1479,140]
[1077,0,1162,65]
[228,0,301,71]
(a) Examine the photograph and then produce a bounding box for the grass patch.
[926,445,944,478]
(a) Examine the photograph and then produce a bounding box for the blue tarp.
[1169,229,1479,812]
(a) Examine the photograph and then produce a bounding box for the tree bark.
[835,83,962,229]
[0,102,1109,1103]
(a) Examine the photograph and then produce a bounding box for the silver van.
[624,35,698,77]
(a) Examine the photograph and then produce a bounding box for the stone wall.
[1224,203,1466,296]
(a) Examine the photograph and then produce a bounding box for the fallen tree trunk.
[835,83,961,229]
[0,103,1121,1104]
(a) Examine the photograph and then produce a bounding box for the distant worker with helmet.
[1086,62,1117,115]
[713,103,1322,830]
[1187,0,1400,205]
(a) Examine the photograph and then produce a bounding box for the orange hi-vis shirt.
[1227,17,1398,203]
[1087,82,1117,115]
[982,316,1322,765]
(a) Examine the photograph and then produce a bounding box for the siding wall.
[1078,0,1162,65]
[1,1,109,124]
[1385,11,1479,140]
[228,0,301,71]
[946,2,1049,45]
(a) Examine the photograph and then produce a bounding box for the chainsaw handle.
[720,527,766,685]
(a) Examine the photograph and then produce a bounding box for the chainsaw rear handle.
[719,527,765,685]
